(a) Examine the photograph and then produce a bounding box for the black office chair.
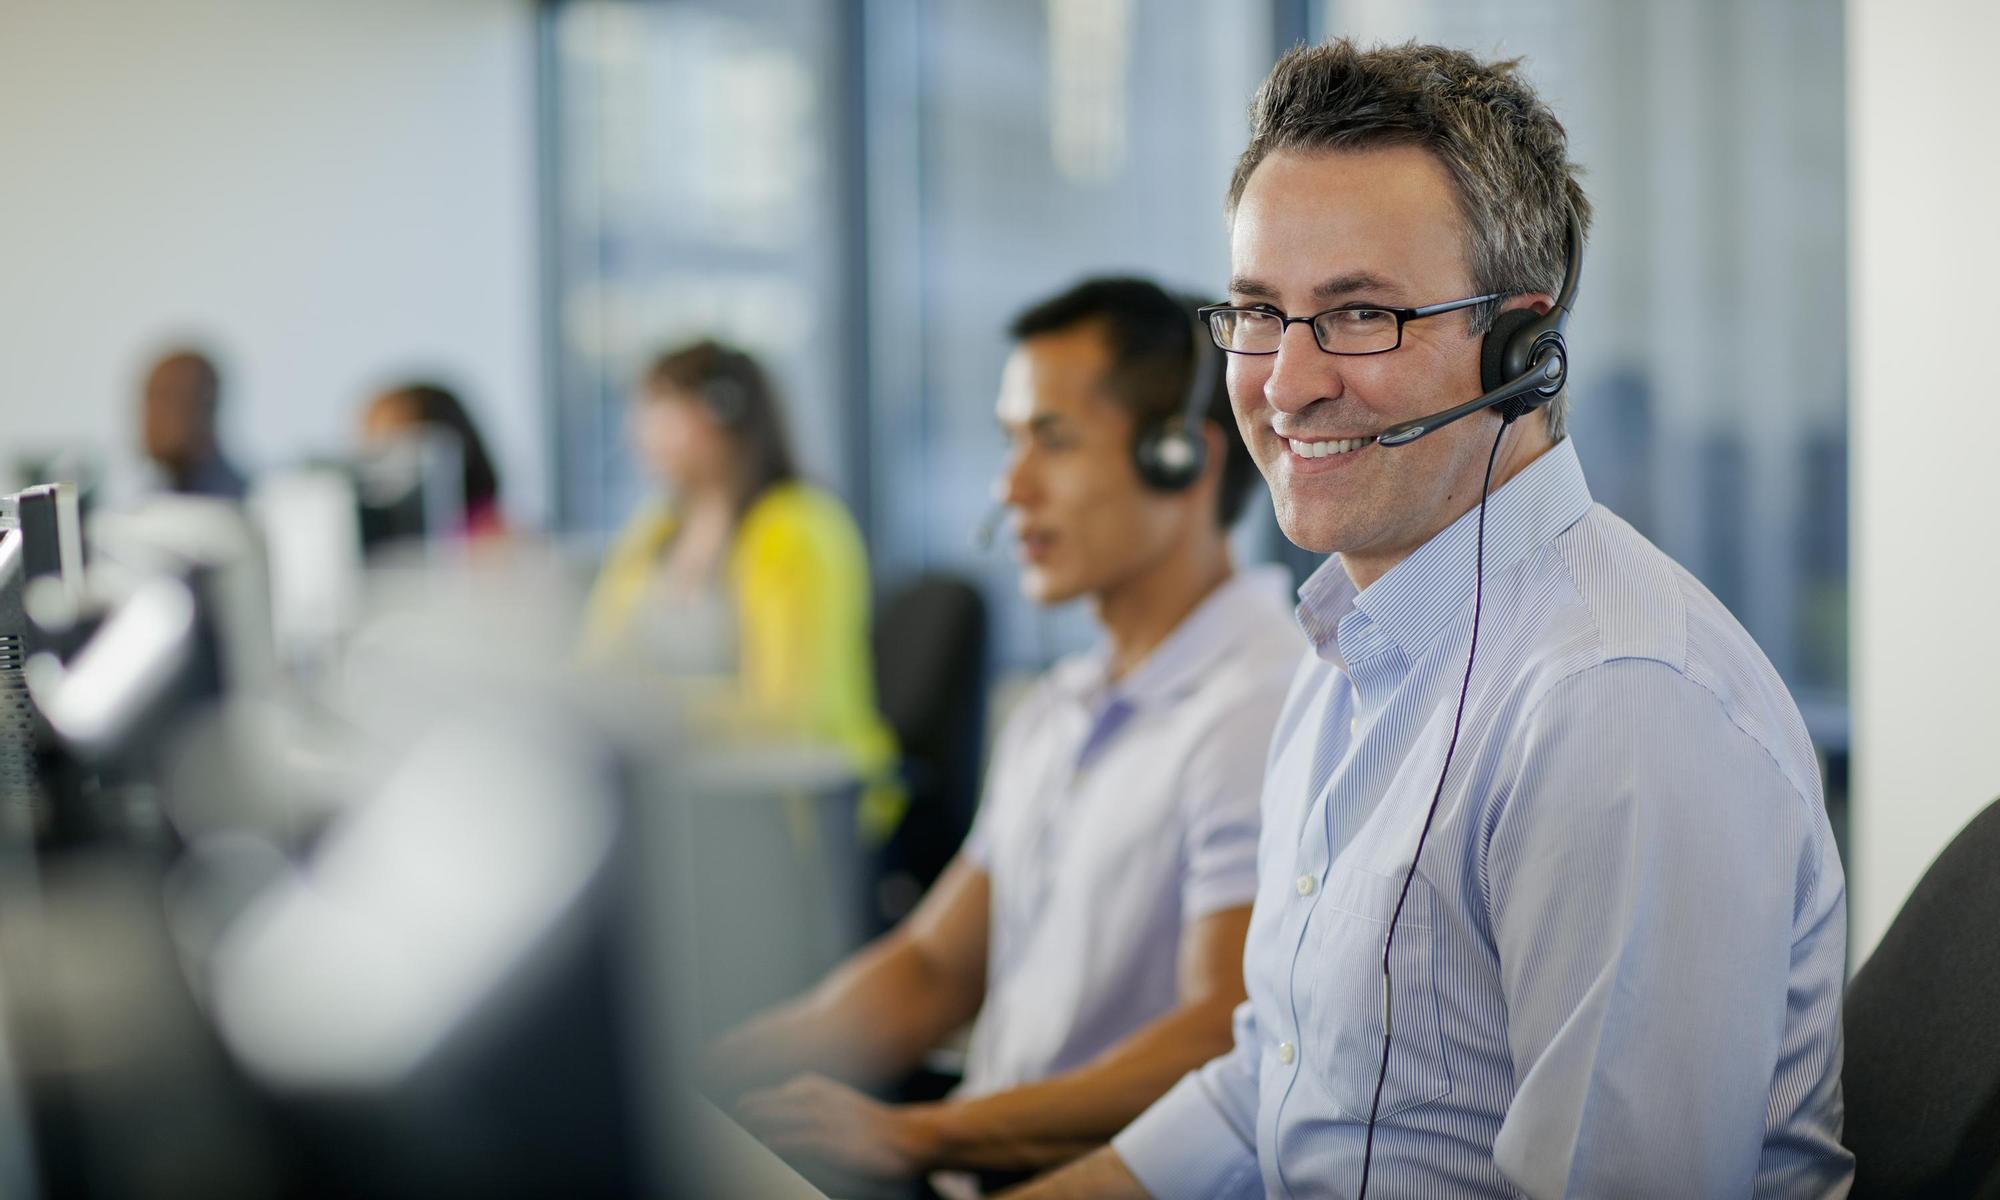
[1844,795,2000,1198]
[869,574,988,928]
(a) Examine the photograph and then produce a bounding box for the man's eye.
[1328,308,1392,325]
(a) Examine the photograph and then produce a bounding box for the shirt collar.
[1054,564,1294,709]
[1295,436,1594,665]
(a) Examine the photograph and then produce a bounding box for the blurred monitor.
[250,466,366,668]
[0,484,84,845]
[13,484,84,609]
[26,495,262,848]
[353,431,464,556]
[7,451,99,523]
[85,494,274,697]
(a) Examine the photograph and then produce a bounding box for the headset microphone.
[1371,216,1583,449]
[1131,306,1221,492]
[1374,354,1562,446]
[972,502,1008,551]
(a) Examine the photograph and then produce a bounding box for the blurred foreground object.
[0,517,856,1195]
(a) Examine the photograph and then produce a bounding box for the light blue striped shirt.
[1112,438,1851,1198]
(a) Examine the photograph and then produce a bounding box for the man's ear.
[1500,292,1555,318]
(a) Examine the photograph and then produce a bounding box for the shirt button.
[1278,1040,1296,1065]
[1295,874,1316,897]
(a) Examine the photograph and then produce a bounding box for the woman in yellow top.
[583,340,901,839]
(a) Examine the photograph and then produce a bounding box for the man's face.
[1227,145,1536,579]
[141,356,215,469]
[994,325,1190,606]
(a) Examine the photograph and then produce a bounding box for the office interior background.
[0,0,1994,1184]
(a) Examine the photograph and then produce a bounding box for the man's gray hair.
[1227,40,1593,439]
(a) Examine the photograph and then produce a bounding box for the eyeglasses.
[1197,293,1506,356]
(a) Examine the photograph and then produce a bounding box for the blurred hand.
[737,1072,941,1185]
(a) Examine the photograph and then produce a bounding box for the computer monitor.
[12,484,84,610]
[353,430,465,555]
[249,466,365,669]
[0,484,83,845]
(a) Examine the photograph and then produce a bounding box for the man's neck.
[1341,425,1557,593]
[1093,531,1235,684]
[167,444,220,490]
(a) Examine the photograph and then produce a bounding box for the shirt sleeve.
[1176,688,1286,922]
[961,778,997,870]
[1482,658,1818,1198]
[1111,1000,1265,1199]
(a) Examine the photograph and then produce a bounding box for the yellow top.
[583,481,903,839]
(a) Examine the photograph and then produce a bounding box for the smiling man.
[709,278,1302,1196]
[1012,41,1851,1200]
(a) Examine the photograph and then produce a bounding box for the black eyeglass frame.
[1197,292,1510,356]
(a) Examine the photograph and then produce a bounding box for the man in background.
[141,346,247,499]
[710,278,1301,1196]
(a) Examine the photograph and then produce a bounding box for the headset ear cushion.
[1133,422,1206,491]
[706,378,748,427]
[1480,306,1544,394]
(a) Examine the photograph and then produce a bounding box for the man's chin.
[1018,569,1083,607]
[1273,504,1343,556]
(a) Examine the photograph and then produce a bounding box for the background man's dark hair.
[1008,276,1261,528]
[644,339,799,515]
[151,347,222,414]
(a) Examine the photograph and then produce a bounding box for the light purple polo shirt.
[959,566,1303,1097]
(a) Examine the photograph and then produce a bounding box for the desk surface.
[693,1098,832,1199]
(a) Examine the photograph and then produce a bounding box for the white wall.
[0,0,544,523]
[1849,0,2000,961]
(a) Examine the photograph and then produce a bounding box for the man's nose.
[997,447,1036,508]
[1262,321,1344,416]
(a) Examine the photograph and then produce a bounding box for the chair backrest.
[869,574,988,901]
[1843,795,2000,1197]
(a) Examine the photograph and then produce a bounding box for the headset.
[1130,309,1221,492]
[1373,214,1582,447]
[1356,214,1583,1200]
[702,366,752,429]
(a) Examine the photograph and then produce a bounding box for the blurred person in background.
[141,346,247,499]
[362,380,507,538]
[582,339,900,836]
[710,279,1300,1198]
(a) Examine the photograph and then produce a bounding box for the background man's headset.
[700,352,755,429]
[1130,304,1222,491]
[1355,214,1583,1200]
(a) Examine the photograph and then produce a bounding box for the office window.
[545,0,854,537]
